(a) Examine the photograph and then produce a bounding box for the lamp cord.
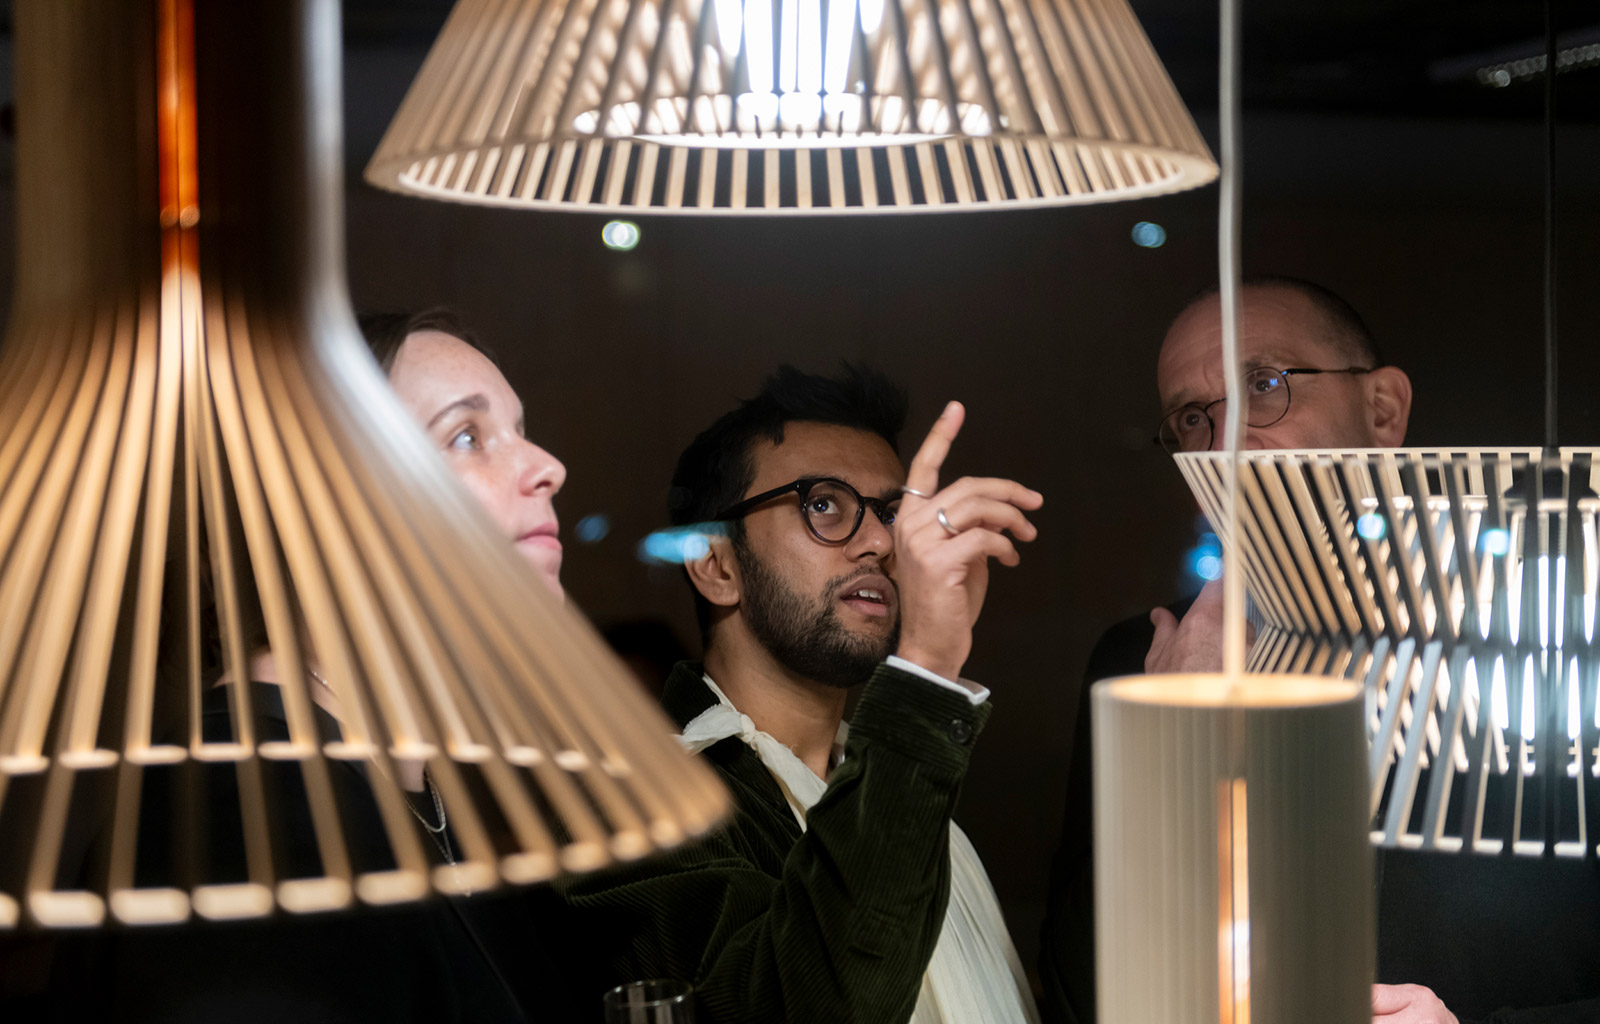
[1218,0,1245,681]
[1543,0,1558,454]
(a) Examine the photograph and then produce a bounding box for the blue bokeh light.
[1131,221,1167,248]
[638,526,718,565]
[574,514,610,544]
[1481,527,1511,557]
[601,220,641,251]
[1187,532,1223,581]
[1355,513,1386,541]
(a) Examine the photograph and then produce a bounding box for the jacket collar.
[662,660,720,730]
[661,660,797,824]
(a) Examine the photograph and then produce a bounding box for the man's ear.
[685,535,742,610]
[1366,366,1412,447]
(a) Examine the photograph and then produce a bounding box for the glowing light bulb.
[745,0,775,95]
[822,0,858,96]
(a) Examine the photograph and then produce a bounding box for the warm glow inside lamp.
[363,0,1218,213]
[0,0,728,930]
[1090,0,1373,1018]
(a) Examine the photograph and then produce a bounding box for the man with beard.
[558,366,1044,1024]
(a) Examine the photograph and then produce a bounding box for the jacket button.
[947,719,973,745]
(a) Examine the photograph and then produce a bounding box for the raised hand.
[1145,578,1256,675]
[892,401,1043,682]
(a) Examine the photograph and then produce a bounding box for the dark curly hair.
[668,364,909,637]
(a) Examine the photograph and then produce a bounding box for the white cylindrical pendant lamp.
[1093,674,1373,1024]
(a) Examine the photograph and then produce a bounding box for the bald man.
[1040,278,1600,1024]
[1144,277,1410,674]
[1040,278,1412,1024]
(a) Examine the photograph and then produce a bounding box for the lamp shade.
[364,0,1217,213]
[0,0,728,929]
[1177,448,1600,858]
[1093,674,1372,1024]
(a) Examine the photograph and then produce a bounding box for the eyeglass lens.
[1158,367,1290,452]
[801,481,896,542]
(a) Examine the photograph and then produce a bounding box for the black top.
[1037,601,1180,1024]
[2,683,584,1023]
[557,660,992,1024]
[1039,605,1600,1024]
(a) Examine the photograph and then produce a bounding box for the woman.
[49,311,578,1024]
[357,309,568,597]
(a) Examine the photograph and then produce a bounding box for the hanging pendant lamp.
[364,0,1217,213]
[0,0,728,930]
[1178,447,1600,858]
[1170,8,1591,862]
[1090,0,1373,1018]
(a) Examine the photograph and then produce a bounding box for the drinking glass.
[602,979,695,1024]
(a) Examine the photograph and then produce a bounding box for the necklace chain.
[410,772,454,864]
[306,665,454,865]
[411,770,448,833]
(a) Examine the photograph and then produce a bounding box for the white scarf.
[678,676,1040,1024]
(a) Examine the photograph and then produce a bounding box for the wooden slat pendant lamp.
[0,0,728,930]
[364,0,1217,213]
[1178,447,1600,859]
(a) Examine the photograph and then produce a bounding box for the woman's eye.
[449,427,481,450]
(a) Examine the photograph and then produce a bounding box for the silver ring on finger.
[936,507,960,536]
[900,485,933,499]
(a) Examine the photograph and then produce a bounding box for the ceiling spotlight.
[1476,43,1600,87]
[1429,26,1600,86]
[1131,221,1167,248]
[601,220,642,251]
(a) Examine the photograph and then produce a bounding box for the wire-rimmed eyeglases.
[1154,365,1375,453]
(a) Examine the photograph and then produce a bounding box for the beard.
[734,542,898,689]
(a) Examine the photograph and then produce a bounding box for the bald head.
[1177,277,1379,367]
[1156,279,1413,451]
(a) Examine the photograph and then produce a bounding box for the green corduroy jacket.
[557,659,992,1024]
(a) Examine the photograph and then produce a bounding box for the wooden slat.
[363,0,1218,212]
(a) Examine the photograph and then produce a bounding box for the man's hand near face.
[892,401,1043,682]
[1373,984,1458,1024]
[1145,578,1257,674]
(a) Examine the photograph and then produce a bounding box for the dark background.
[2,0,1599,980]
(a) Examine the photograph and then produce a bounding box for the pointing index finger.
[904,401,963,499]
